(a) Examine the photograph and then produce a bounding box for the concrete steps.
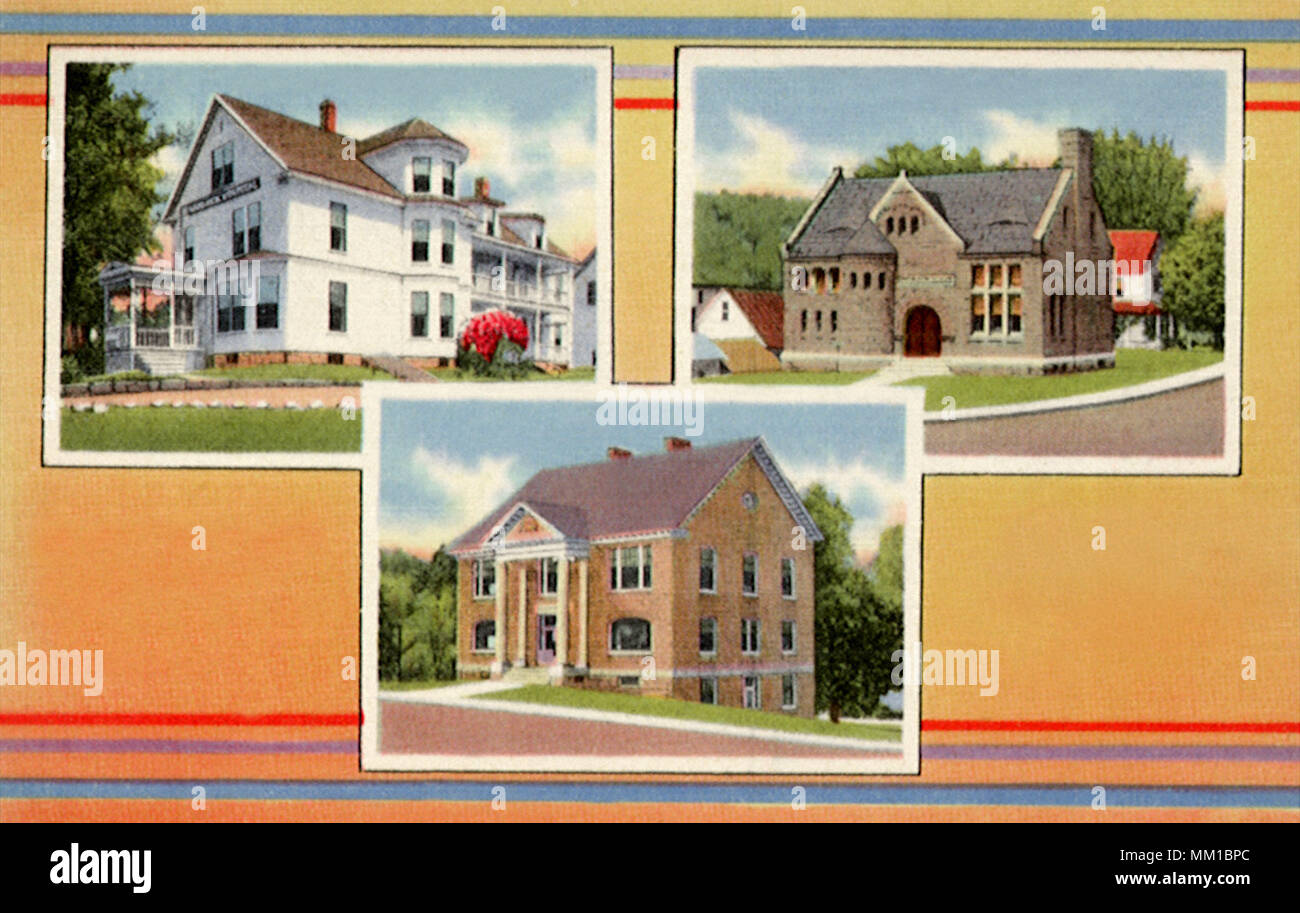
[870,358,954,384]
[362,355,441,383]
[502,665,555,686]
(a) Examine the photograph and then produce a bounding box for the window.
[829,267,840,291]
[330,203,347,252]
[815,311,822,333]
[781,620,796,654]
[911,215,920,233]
[699,547,716,592]
[609,617,651,653]
[410,291,428,337]
[721,300,729,321]
[439,293,454,338]
[830,310,838,333]
[256,276,279,329]
[743,675,761,709]
[699,618,717,655]
[878,271,886,290]
[231,207,245,256]
[742,553,757,596]
[970,261,1023,337]
[586,281,596,307]
[472,559,496,599]
[610,544,652,591]
[183,226,195,263]
[781,558,795,599]
[216,294,244,333]
[898,217,908,234]
[328,281,347,332]
[442,159,456,196]
[700,677,717,705]
[539,557,559,596]
[781,673,796,709]
[247,202,261,252]
[741,617,760,655]
[850,272,857,289]
[412,157,431,193]
[411,220,430,262]
[473,620,495,652]
[742,491,757,510]
[800,310,807,333]
[210,141,233,190]
[885,216,894,234]
[441,219,455,265]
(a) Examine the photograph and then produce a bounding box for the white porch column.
[577,557,590,669]
[492,558,506,675]
[553,557,569,674]
[515,565,528,667]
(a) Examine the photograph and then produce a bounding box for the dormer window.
[211,141,234,191]
[442,160,455,196]
[412,157,431,193]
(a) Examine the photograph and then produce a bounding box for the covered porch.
[99,261,205,375]
[483,546,591,682]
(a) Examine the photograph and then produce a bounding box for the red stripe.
[1245,100,1300,111]
[615,97,675,110]
[924,719,1300,733]
[0,93,47,106]
[0,712,360,727]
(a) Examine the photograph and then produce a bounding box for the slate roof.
[788,168,1066,258]
[449,438,791,553]
[720,289,785,350]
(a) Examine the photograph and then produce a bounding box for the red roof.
[721,288,786,350]
[1108,230,1159,272]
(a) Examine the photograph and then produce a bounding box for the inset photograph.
[676,47,1241,473]
[44,45,612,466]
[361,385,921,773]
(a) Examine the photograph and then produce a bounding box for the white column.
[554,557,569,673]
[515,565,528,667]
[492,558,506,675]
[577,558,590,669]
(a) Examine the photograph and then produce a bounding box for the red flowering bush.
[459,310,529,362]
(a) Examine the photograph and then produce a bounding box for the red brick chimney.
[474,176,491,200]
[607,446,632,461]
[319,99,337,133]
[664,437,692,452]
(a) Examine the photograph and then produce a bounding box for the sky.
[693,66,1228,212]
[110,62,599,255]
[378,398,909,566]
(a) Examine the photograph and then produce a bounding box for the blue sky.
[693,66,1227,210]
[110,62,599,254]
[378,398,908,564]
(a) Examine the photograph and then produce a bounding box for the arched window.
[610,617,652,653]
[801,309,808,333]
[473,620,495,652]
[849,272,857,289]
[911,215,920,233]
[878,271,887,290]
[830,310,838,333]
[885,216,894,234]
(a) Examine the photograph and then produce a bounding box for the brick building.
[447,437,824,716]
[781,128,1116,374]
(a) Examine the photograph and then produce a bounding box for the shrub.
[60,355,84,384]
[457,311,534,379]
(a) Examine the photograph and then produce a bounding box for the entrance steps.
[501,664,555,686]
[362,355,441,383]
[869,358,954,384]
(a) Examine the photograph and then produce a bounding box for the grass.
[195,363,395,383]
[379,679,464,692]
[424,365,596,383]
[60,407,361,452]
[698,369,878,385]
[74,370,160,385]
[475,685,902,742]
[898,347,1224,411]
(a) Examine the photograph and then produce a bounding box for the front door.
[537,614,557,664]
[743,675,761,709]
[904,306,941,357]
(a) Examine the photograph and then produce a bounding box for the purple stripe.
[1247,68,1300,82]
[0,738,355,755]
[0,61,45,76]
[928,744,1299,762]
[614,64,674,80]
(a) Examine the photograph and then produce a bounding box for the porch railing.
[472,272,567,305]
[105,325,131,351]
[135,327,171,348]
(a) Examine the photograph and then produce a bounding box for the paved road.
[925,378,1225,457]
[379,699,899,759]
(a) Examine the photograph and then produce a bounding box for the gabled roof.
[494,222,573,261]
[1108,230,1159,270]
[788,168,1066,258]
[447,437,822,554]
[356,117,466,156]
[715,288,785,350]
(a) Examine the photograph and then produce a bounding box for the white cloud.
[696,110,856,197]
[380,448,521,554]
[782,456,907,563]
[980,109,1062,166]
[1185,151,1227,214]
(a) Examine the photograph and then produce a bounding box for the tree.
[803,485,900,722]
[62,63,175,374]
[693,191,809,290]
[379,548,459,682]
[853,141,1014,179]
[870,524,904,612]
[1158,211,1225,349]
[1090,129,1198,244]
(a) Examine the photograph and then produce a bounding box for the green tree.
[1158,211,1226,349]
[870,524,904,612]
[803,485,900,722]
[378,547,460,682]
[1090,129,1198,244]
[62,63,175,373]
[853,141,1014,179]
[693,191,809,290]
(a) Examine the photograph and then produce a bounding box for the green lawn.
[475,685,902,742]
[195,363,395,383]
[698,369,878,385]
[61,407,361,452]
[424,365,596,382]
[899,347,1224,411]
[379,679,464,692]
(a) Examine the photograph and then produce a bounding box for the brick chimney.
[664,437,692,452]
[319,99,337,133]
[1058,128,1093,198]
[607,446,632,461]
[474,176,491,200]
